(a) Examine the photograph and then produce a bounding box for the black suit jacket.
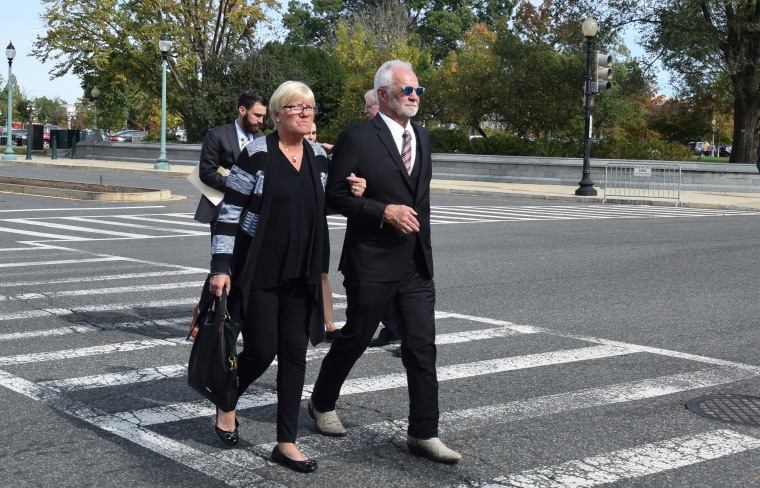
[193,122,248,223]
[326,116,434,282]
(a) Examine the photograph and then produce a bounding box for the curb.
[0,182,173,201]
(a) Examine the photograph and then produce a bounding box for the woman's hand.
[209,274,231,298]
[347,173,366,197]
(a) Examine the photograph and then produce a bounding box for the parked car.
[108,130,148,142]
[175,129,187,143]
[13,129,28,146]
[719,144,732,157]
[1,128,26,146]
[688,141,712,156]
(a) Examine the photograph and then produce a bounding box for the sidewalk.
[11,155,760,210]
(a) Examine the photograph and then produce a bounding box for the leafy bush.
[430,129,692,161]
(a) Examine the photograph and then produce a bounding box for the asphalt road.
[2,166,760,487]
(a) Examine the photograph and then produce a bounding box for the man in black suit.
[189,90,267,332]
[193,89,268,232]
[309,60,461,463]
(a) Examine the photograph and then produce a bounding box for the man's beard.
[388,96,418,118]
[241,113,260,134]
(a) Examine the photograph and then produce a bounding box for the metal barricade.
[603,162,682,206]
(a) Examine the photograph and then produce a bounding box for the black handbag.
[187,288,241,412]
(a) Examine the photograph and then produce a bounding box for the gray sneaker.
[407,435,462,463]
[308,398,347,437]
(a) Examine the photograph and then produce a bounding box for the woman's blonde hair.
[269,81,316,130]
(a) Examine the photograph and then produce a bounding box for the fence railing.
[603,162,682,206]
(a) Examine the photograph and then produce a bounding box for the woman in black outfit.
[208,81,328,473]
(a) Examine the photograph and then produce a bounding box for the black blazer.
[326,116,434,282]
[193,122,244,223]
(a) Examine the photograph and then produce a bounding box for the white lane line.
[59,216,205,233]
[4,297,197,320]
[0,206,167,214]
[0,338,188,366]
[4,281,204,301]
[39,364,188,391]
[0,317,189,342]
[0,269,206,288]
[439,367,760,431]
[483,429,760,487]
[0,256,129,268]
[6,218,152,237]
[0,225,90,240]
[35,324,530,391]
[129,344,635,426]
[244,367,760,466]
[0,370,279,487]
[116,215,209,227]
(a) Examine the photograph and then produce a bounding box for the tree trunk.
[729,87,760,164]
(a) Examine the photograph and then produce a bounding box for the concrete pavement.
[7,155,760,210]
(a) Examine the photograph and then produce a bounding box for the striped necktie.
[401,130,411,175]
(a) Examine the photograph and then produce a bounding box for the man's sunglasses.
[398,86,425,96]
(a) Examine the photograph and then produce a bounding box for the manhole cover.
[686,395,760,427]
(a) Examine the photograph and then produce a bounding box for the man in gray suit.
[308,60,461,464]
[193,89,268,232]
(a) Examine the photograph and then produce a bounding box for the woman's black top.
[251,150,317,289]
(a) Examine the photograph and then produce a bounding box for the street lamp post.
[3,41,16,161]
[575,15,598,196]
[711,117,716,157]
[91,86,101,142]
[25,101,33,160]
[155,33,172,170]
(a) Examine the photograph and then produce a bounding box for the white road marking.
[0,269,205,288]
[4,297,197,320]
[6,218,152,237]
[4,281,204,301]
[481,429,760,487]
[0,256,129,268]
[0,370,280,487]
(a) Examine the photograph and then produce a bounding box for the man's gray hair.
[374,60,414,92]
[364,89,378,106]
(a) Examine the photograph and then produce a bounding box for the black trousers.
[236,281,312,443]
[311,264,439,439]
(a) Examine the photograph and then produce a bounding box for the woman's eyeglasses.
[283,105,318,114]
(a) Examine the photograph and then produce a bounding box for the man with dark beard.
[189,90,268,339]
[193,89,268,232]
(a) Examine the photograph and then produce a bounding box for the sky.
[8,2,670,109]
[6,3,84,106]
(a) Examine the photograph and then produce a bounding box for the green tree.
[283,0,515,63]
[553,0,760,162]
[431,24,502,134]
[32,0,277,143]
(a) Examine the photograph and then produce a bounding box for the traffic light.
[594,52,613,93]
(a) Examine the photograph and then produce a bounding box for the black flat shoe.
[271,446,318,473]
[214,411,239,447]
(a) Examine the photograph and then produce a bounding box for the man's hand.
[347,173,366,197]
[209,274,231,298]
[382,204,419,234]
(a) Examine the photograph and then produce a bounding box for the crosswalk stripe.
[6,218,152,237]
[33,324,533,391]
[2,281,205,301]
[3,206,758,243]
[0,269,206,288]
[0,338,187,366]
[4,297,197,320]
[0,369,278,487]
[484,429,760,487]
[0,256,129,268]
